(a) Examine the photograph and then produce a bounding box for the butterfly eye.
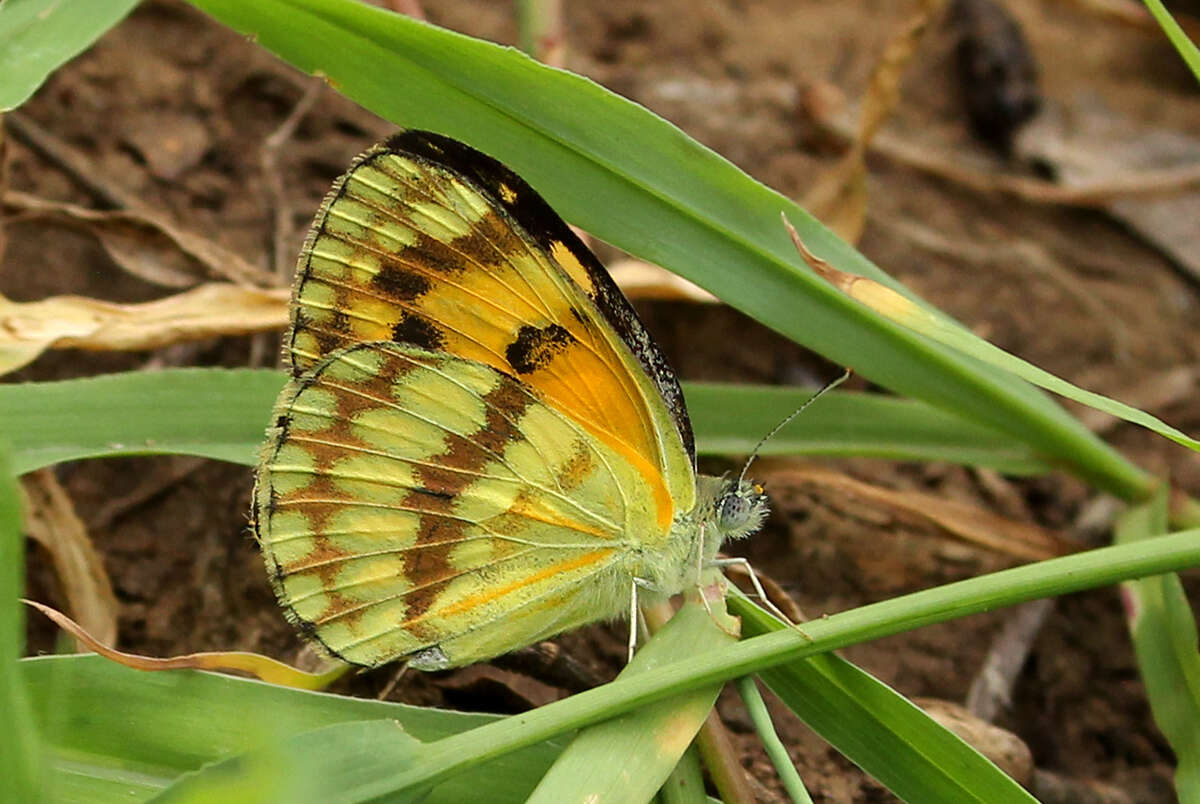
[717,494,751,532]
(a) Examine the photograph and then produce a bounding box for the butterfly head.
[712,477,769,542]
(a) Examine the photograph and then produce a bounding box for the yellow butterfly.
[253,131,768,670]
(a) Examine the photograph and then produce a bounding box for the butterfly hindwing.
[258,341,675,669]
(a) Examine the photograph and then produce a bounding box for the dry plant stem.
[5,116,275,288]
[376,664,409,701]
[965,598,1054,721]
[965,492,1121,721]
[254,79,322,367]
[262,80,323,281]
[2,189,276,288]
[87,457,207,530]
[695,707,757,804]
[837,119,1200,205]
[0,282,289,375]
[24,599,349,689]
[759,461,1076,561]
[492,641,607,693]
[5,112,143,210]
[803,0,946,242]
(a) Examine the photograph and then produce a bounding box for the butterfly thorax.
[636,475,768,597]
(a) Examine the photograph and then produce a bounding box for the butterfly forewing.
[288,137,694,520]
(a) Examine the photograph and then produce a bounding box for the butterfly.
[253,131,769,671]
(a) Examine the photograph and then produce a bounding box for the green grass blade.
[658,744,707,804]
[527,598,736,803]
[21,654,564,802]
[733,675,812,804]
[24,532,1200,802]
[841,286,1200,453]
[0,369,279,473]
[1,445,41,801]
[731,596,1034,803]
[185,0,1151,501]
[1117,494,1200,800]
[0,369,1051,475]
[152,720,430,804]
[1141,0,1200,80]
[687,383,1049,473]
[0,0,140,111]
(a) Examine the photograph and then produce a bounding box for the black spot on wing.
[381,129,696,462]
[506,323,576,375]
[372,262,431,300]
[391,314,444,350]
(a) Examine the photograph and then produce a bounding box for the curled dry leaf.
[964,598,1054,721]
[20,469,119,649]
[0,282,289,375]
[3,189,276,288]
[607,258,717,302]
[759,461,1076,561]
[23,599,350,690]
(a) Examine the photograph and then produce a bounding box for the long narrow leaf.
[0,369,1051,475]
[731,595,1034,803]
[1117,494,1200,801]
[0,369,277,473]
[1141,0,1200,80]
[1,446,40,802]
[186,0,1152,501]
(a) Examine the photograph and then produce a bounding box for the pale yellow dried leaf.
[608,258,717,302]
[23,599,349,690]
[0,283,289,375]
[21,469,119,648]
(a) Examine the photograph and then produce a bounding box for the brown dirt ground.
[7,1,1200,801]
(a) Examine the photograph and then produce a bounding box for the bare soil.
[7,1,1200,801]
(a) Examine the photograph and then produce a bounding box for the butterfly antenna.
[738,368,852,485]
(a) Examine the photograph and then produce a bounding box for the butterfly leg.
[709,557,812,640]
[695,523,715,617]
[628,578,657,663]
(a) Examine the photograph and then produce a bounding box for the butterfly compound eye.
[717,494,751,533]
